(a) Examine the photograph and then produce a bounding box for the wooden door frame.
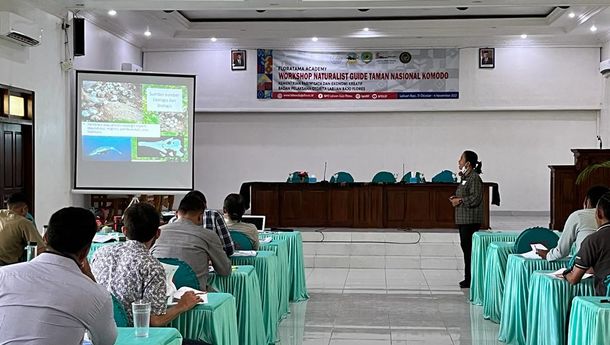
[0,84,34,214]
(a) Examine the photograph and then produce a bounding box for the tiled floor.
[275,215,548,345]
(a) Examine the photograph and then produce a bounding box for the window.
[8,95,25,117]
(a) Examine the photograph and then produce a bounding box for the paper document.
[172,287,208,304]
[231,250,257,257]
[92,234,116,243]
[520,243,548,259]
[548,268,594,280]
[260,237,273,244]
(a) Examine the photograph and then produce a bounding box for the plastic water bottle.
[25,241,37,261]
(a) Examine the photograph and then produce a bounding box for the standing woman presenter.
[450,150,484,288]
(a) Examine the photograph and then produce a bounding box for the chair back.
[372,171,396,184]
[330,171,354,183]
[401,171,423,183]
[431,170,456,183]
[513,227,559,254]
[111,294,130,327]
[605,275,610,297]
[230,230,254,250]
[157,257,200,290]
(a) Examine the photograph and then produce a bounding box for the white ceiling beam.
[53,0,610,11]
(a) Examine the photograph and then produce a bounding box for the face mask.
[460,166,467,174]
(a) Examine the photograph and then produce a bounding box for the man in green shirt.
[0,193,45,265]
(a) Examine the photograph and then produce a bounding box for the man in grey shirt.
[0,207,117,345]
[538,186,609,261]
[152,193,232,290]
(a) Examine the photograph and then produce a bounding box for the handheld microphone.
[323,162,327,182]
[598,136,603,149]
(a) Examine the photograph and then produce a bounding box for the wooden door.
[0,124,22,205]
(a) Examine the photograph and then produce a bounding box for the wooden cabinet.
[550,149,610,230]
[249,182,493,229]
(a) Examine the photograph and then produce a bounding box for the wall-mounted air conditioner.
[0,11,41,47]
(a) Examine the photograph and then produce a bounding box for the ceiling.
[37,0,610,50]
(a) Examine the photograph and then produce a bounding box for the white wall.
[145,47,601,112]
[0,1,141,230]
[144,46,603,212]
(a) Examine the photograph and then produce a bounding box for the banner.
[257,49,459,100]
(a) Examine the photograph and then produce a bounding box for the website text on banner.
[256,49,459,100]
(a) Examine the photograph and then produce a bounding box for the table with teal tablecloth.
[114,327,182,345]
[209,265,267,345]
[498,255,569,345]
[568,297,610,345]
[88,242,120,260]
[258,237,290,316]
[482,242,515,323]
[231,251,281,344]
[470,231,521,305]
[169,292,238,345]
[526,272,595,345]
[259,231,309,301]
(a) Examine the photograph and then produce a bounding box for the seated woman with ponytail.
[223,194,260,250]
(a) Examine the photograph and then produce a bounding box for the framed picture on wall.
[231,50,247,71]
[479,48,495,69]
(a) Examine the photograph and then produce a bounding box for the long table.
[568,297,610,345]
[247,182,495,229]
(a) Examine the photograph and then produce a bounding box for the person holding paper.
[450,150,484,289]
[91,203,201,326]
[0,207,116,345]
[537,186,609,261]
[563,192,610,295]
[223,193,260,250]
[152,193,232,290]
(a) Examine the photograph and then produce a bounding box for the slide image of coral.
[159,112,187,135]
[83,136,132,161]
[136,137,186,161]
[81,81,145,123]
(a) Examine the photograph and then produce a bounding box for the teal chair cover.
[401,171,424,183]
[330,171,354,183]
[230,230,254,250]
[112,294,130,327]
[605,275,610,297]
[431,170,456,183]
[513,227,559,254]
[157,258,200,290]
[372,171,396,184]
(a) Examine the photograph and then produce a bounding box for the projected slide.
[80,81,189,162]
[75,71,195,191]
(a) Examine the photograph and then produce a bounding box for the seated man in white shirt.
[0,207,117,345]
[537,186,609,261]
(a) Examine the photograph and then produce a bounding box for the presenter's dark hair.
[463,150,483,174]
[586,186,610,207]
[46,207,97,254]
[224,193,245,221]
[178,194,206,214]
[184,190,207,209]
[597,192,610,220]
[123,203,160,242]
[7,192,28,208]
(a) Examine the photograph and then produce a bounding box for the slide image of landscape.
[81,81,147,123]
[136,137,186,161]
[83,136,132,162]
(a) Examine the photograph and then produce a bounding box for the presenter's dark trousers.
[458,223,481,284]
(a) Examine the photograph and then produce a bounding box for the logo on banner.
[346,53,358,64]
[361,52,373,64]
[399,52,412,64]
